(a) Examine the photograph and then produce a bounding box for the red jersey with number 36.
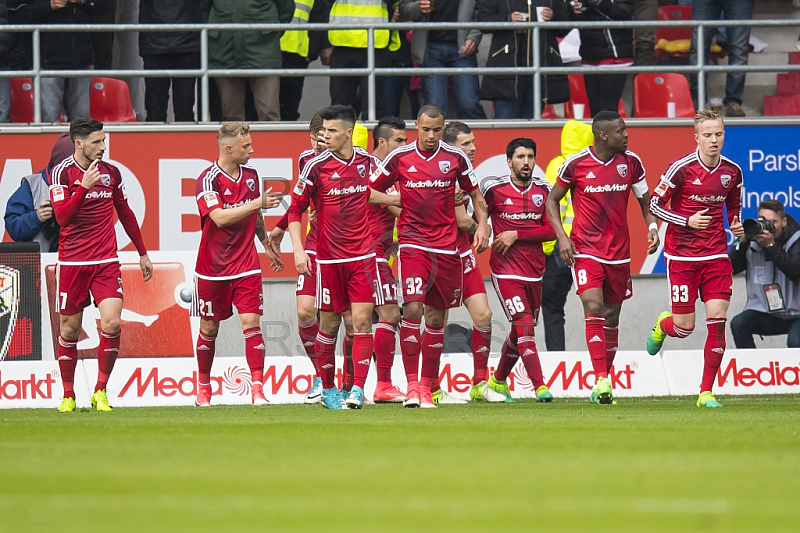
[650,151,743,261]
[195,162,261,280]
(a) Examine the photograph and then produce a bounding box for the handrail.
[2,19,797,123]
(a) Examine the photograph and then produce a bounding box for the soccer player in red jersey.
[49,118,153,413]
[288,105,400,409]
[482,138,558,403]
[192,123,282,407]
[546,111,660,405]
[370,105,491,408]
[647,109,745,408]
[369,117,409,403]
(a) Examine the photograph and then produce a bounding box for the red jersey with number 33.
[650,151,743,261]
[557,147,649,263]
[195,162,261,280]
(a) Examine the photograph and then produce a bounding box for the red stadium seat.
[541,104,558,119]
[654,5,726,59]
[90,78,137,122]
[564,74,628,119]
[9,78,34,123]
[634,73,696,118]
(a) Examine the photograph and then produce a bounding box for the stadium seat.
[90,78,137,122]
[9,78,34,123]
[541,104,557,119]
[654,5,726,59]
[564,74,628,119]
[633,73,696,118]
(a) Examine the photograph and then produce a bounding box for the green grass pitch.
[2,396,799,533]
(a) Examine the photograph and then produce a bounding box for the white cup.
[536,6,546,21]
[572,103,585,120]
[667,101,676,118]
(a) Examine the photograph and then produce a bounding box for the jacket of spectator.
[139,0,202,56]
[730,214,800,318]
[477,0,570,104]
[8,0,108,69]
[398,0,482,65]
[1,0,18,65]
[201,0,295,70]
[569,0,633,63]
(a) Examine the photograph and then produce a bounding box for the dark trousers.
[584,72,627,117]
[329,46,389,119]
[142,52,200,122]
[730,309,800,348]
[541,253,573,351]
[280,52,309,121]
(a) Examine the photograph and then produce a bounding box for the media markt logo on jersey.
[0,265,20,361]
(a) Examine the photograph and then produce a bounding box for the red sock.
[420,326,444,389]
[352,332,373,389]
[604,326,619,374]
[244,327,264,385]
[95,329,121,392]
[516,319,544,389]
[661,316,694,338]
[701,318,726,392]
[343,333,354,389]
[57,335,78,399]
[196,331,217,390]
[471,325,491,384]
[374,321,396,383]
[585,314,607,379]
[400,318,421,383]
[494,330,519,382]
[298,318,319,357]
[315,331,337,389]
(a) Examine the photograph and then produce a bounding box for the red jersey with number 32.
[49,157,131,264]
[557,148,649,263]
[483,175,551,280]
[370,141,477,254]
[195,162,261,279]
[650,151,743,261]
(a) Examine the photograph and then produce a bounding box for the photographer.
[3,133,73,252]
[729,199,800,348]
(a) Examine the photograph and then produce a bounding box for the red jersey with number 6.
[650,151,743,261]
[195,162,261,280]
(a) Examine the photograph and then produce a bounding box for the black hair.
[417,104,443,120]
[506,137,537,159]
[319,105,357,128]
[443,121,472,144]
[373,116,406,149]
[69,118,104,142]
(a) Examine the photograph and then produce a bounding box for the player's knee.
[471,306,492,327]
[379,305,401,325]
[403,303,423,321]
[101,317,121,334]
[200,320,220,337]
[583,301,604,316]
[60,323,81,341]
[297,308,316,324]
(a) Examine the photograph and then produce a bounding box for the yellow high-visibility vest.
[329,0,391,49]
[281,0,314,57]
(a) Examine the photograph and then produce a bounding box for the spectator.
[689,0,755,117]
[8,0,109,123]
[633,0,672,66]
[729,200,800,348]
[3,133,73,252]
[569,0,634,117]
[1,0,15,123]
[201,0,294,122]
[477,0,571,119]
[542,119,592,351]
[139,0,202,123]
[280,0,333,121]
[381,14,420,119]
[325,0,396,119]
[400,0,486,119]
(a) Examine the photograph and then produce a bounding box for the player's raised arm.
[546,182,575,267]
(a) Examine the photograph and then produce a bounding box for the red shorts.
[192,273,263,321]
[398,247,463,310]
[55,262,123,315]
[316,257,379,313]
[666,257,733,314]
[572,256,632,304]
[375,259,399,305]
[461,252,486,300]
[295,252,317,298]
[492,275,542,323]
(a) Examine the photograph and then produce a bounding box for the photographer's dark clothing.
[729,214,800,348]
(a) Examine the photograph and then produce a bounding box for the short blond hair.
[694,109,723,131]
[217,122,250,142]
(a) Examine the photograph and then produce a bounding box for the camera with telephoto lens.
[742,216,776,239]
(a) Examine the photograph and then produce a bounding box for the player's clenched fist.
[81,159,101,189]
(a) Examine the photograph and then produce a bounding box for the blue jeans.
[493,75,534,119]
[730,309,800,349]
[422,41,486,119]
[689,0,755,105]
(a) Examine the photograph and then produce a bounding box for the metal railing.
[2,19,799,123]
